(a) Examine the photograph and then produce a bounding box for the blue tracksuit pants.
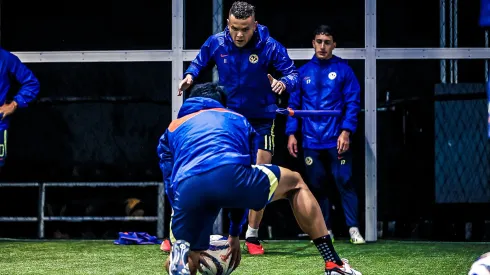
[303,148,359,229]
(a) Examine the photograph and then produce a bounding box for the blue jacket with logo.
[0,48,40,130]
[184,24,298,119]
[285,55,361,150]
[157,97,256,236]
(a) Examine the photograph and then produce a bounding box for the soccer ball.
[468,252,490,275]
[200,235,233,275]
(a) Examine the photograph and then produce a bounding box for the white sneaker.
[349,227,366,245]
[325,258,362,275]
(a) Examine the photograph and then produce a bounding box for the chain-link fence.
[434,83,490,203]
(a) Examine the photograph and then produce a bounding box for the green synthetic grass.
[0,240,488,274]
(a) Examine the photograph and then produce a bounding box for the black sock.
[246,236,261,245]
[313,235,343,266]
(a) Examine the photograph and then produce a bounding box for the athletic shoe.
[325,258,362,275]
[169,240,191,275]
[349,227,366,245]
[245,237,264,255]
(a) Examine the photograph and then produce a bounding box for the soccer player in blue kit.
[0,48,40,169]
[158,83,361,275]
[177,1,299,255]
[286,25,365,244]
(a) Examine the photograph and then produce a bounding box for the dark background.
[0,0,489,240]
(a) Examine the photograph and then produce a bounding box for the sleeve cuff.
[229,224,242,237]
[13,96,27,108]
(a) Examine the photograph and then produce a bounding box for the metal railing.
[0,182,165,239]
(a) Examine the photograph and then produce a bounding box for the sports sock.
[245,225,259,239]
[313,235,343,266]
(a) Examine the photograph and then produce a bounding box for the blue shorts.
[249,119,275,155]
[169,164,281,251]
[0,130,8,167]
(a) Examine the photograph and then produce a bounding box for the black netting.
[1,62,172,182]
[434,84,490,203]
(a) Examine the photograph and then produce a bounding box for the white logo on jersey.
[249,54,259,64]
[328,72,337,80]
[305,157,313,166]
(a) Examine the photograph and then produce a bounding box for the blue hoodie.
[184,24,298,119]
[481,0,490,27]
[285,55,361,149]
[157,97,256,235]
[0,48,40,129]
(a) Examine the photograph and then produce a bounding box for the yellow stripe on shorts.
[252,165,279,201]
[271,120,275,152]
[169,208,176,244]
[0,130,7,158]
[263,135,274,152]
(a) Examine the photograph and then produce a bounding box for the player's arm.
[270,41,299,93]
[157,130,174,203]
[5,50,40,108]
[228,208,247,237]
[247,121,258,164]
[340,67,361,134]
[285,81,303,157]
[285,79,302,136]
[178,36,217,94]
[184,36,216,80]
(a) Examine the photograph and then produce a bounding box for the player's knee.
[273,168,308,201]
[282,170,307,191]
[285,180,308,201]
[292,171,307,188]
[293,175,308,190]
[256,149,272,164]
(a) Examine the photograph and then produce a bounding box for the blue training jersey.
[0,48,40,130]
[184,24,298,119]
[285,55,361,149]
[157,97,257,205]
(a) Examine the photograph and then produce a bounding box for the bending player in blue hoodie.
[176,1,299,255]
[0,48,40,169]
[286,25,365,244]
[158,82,361,275]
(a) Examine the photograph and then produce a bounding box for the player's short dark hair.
[188,82,227,107]
[313,25,335,41]
[229,1,255,20]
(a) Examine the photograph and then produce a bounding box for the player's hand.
[287,135,298,158]
[0,101,18,120]
[267,74,286,94]
[198,253,210,273]
[337,130,350,154]
[178,74,193,96]
[227,235,241,271]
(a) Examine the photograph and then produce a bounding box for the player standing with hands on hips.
[286,25,366,245]
[174,1,299,255]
